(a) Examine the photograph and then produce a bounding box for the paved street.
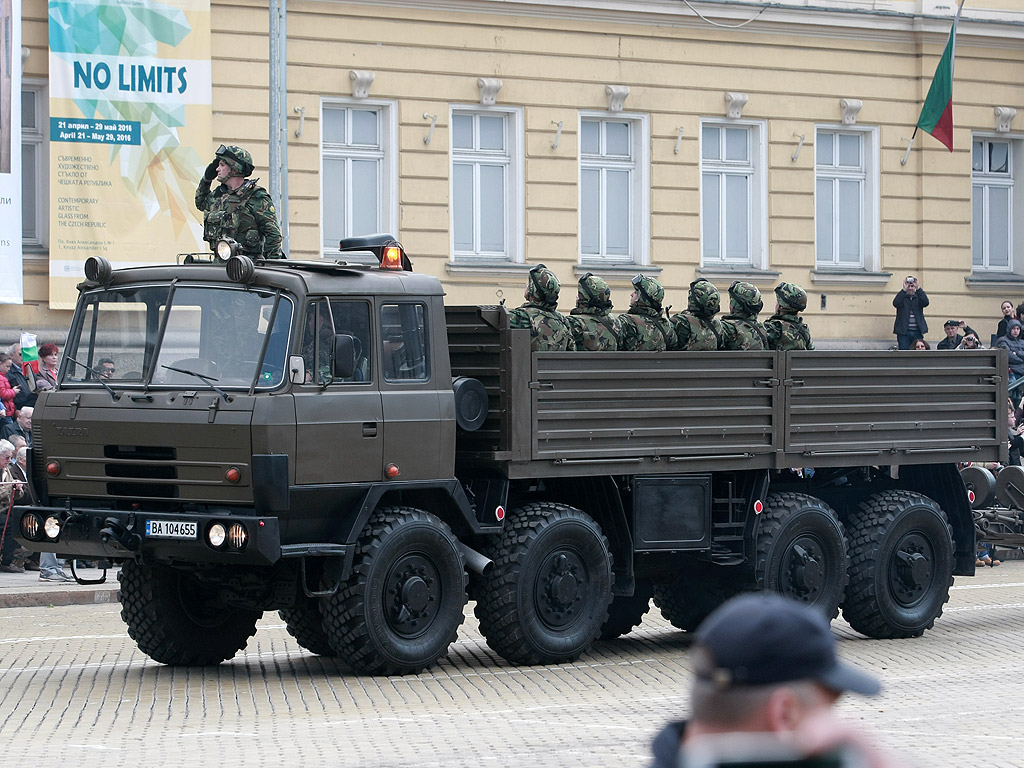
[1,562,1022,768]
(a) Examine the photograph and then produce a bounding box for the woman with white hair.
[0,438,25,572]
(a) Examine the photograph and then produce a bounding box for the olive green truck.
[14,240,1008,674]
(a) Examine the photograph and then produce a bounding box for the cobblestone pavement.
[1,562,1022,768]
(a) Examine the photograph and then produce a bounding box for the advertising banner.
[0,0,23,304]
[48,0,211,309]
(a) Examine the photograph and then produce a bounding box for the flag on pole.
[915,0,967,151]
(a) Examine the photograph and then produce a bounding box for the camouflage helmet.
[728,281,763,315]
[631,274,665,309]
[687,278,720,317]
[216,144,255,177]
[775,282,808,312]
[527,263,561,305]
[578,272,613,311]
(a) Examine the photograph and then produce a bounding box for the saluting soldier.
[669,278,723,350]
[765,282,814,351]
[720,281,769,350]
[508,264,575,351]
[618,274,677,351]
[195,144,284,259]
[566,272,621,351]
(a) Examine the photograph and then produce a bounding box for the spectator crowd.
[0,337,74,581]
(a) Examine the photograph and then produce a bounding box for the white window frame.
[22,81,49,252]
[448,105,524,263]
[319,98,398,260]
[972,134,1017,274]
[578,111,650,266]
[699,119,768,270]
[813,125,880,272]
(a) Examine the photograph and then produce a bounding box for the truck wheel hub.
[385,554,440,637]
[894,533,932,601]
[784,541,824,598]
[536,551,586,629]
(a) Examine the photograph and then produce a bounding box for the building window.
[973,137,1013,273]
[815,127,879,271]
[320,101,396,258]
[22,84,48,250]
[701,121,765,268]
[579,114,649,264]
[450,108,522,262]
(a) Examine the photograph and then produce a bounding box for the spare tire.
[452,377,488,431]
[961,465,996,509]
[996,465,1024,509]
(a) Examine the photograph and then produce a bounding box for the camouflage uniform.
[508,264,575,351]
[195,145,285,259]
[566,273,621,351]
[618,275,677,351]
[669,278,723,351]
[765,282,814,351]
[720,281,768,350]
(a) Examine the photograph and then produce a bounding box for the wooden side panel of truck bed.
[446,307,1007,478]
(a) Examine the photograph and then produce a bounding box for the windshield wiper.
[66,357,120,401]
[161,365,233,402]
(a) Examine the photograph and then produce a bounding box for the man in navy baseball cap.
[650,594,891,768]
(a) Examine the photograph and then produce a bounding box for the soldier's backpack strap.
[797,320,812,349]
[750,319,769,348]
[652,311,672,350]
[702,316,723,348]
[597,315,619,340]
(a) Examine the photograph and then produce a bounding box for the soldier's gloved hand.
[204,160,219,181]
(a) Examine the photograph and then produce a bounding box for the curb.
[0,588,119,609]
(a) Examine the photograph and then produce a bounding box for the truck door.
[293,298,383,484]
[378,301,445,480]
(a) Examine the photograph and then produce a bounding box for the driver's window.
[380,302,429,382]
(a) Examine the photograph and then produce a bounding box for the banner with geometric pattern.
[48,0,211,309]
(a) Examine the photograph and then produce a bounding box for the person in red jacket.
[0,354,21,427]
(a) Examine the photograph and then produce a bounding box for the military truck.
[13,238,1007,674]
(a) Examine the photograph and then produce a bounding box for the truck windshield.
[64,284,294,389]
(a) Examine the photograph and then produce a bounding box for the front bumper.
[12,505,282,566]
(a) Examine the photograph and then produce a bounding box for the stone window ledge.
[810,269,892,286]
[965,273,1024,289]
[696,266,780,285]
[573,263,662,276]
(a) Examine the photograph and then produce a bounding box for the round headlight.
[208,523,226,548]
[215,237,238,261]
[226,254,256,284]
[43,516,61,540]
[227,523,248,551]
[84,255,113,284]
[21,513,42,541]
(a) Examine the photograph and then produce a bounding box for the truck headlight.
[227,523,248,551]
[207,523,226,548]
[43,516,61,540]
[21,513,43,541]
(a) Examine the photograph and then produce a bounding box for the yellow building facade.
[16,0,1024,346]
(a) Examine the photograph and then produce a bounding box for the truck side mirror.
[333,334,356,380]
[288,355,305,384]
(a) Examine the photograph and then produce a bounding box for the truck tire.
[842,490,953,639]
[475,502,613,665]
[755,492,848,619]
[320,506,467,675]
[279,593,335,657]
[599,581,653,640]
[118,561,261,666]
[653,568,742,632]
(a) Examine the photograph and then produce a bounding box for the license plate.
[145,519,198,539]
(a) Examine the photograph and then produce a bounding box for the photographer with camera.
[650,594,895,768]
[892,275,929,350]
